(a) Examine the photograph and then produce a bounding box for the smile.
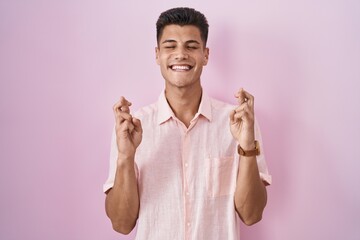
[170,65,193,71]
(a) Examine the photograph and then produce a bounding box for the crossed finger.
[113,97,132,113]
[235,88,254,107]
[232,88,255,122]
[113,96,133,125]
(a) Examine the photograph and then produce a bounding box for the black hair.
[156,7,209,46]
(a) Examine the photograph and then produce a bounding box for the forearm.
[234,155,267,225]
[105,157,139,234]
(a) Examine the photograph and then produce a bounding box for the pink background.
[1,0,359,239]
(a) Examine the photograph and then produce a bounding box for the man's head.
[156,7,209,47]
[155,8,210,90]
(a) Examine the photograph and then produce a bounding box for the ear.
[203,47,209,66]
[155,47,160,65]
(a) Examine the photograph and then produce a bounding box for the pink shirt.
[104,91,271,240]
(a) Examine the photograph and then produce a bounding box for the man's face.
[156,24,209,89]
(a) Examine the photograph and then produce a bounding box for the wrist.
[237,135,255,150]
[238,141,256,151]
[117,153,135,165]
[237,140,260,157]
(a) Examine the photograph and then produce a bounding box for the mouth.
[169,64,193,71]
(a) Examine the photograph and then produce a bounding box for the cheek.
[160,54,169,63]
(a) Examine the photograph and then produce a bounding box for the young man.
[104,7,271,240]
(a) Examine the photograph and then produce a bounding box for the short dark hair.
[156,7,209,46]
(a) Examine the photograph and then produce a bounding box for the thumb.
[229,109,236,124]
[132,117,143,133]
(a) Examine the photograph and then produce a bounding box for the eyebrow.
[161,39,201,45]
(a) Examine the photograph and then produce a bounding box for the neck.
[165,84,202,127]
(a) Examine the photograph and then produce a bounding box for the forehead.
[160,24,203,44]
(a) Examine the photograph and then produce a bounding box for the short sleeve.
[103,127,118,193]
[254,119,272,185]
[102,127,140,193]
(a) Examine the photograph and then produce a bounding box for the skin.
[105,24,267,234]
[155,25,209,126]
[230,89,268,225]
[105,97,141,234]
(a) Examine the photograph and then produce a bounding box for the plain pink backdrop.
[1,0,359,239]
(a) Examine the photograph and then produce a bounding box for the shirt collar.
[197,91,212,121]
[157,90,175,125]
[157,90,212,125]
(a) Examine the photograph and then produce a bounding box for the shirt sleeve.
[255,119,272,185]
[103,127,118,193]
[102,127,139,193]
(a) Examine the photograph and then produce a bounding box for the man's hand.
[113,97,143,163]
[229,88,255,150]
[107,97,142,234]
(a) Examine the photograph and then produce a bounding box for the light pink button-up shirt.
[104,91,271,240]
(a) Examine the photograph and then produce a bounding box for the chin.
[170,79,199,89]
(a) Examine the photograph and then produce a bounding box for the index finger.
[113,96,132,114]
[119,96,132,107]
[235,88,254,107]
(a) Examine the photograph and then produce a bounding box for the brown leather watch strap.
[237,140,260,156]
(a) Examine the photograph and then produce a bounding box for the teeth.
[171,65,190,70]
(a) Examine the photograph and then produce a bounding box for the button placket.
[183,131,192,240]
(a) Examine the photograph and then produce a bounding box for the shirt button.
[187,222,191,226]
[186,192,190,196]
[184,163,188,167]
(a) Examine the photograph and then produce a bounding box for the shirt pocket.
[205,156,237,198]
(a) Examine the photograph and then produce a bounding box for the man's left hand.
[229,88,256,150]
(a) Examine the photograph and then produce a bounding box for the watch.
[237,141,260,156]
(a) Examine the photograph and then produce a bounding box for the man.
[103,7,271,240]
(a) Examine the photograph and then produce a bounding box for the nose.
[174,47,188,60]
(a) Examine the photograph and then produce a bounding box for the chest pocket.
[205,156,237,198]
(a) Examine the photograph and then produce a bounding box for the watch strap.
[237,140,260,156]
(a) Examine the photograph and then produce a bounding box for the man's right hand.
[113,97,143,163]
